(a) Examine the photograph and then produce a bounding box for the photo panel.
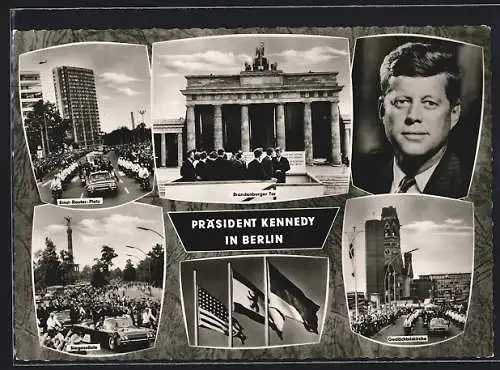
[19,42,155,208]
[342,195,473,346]
[152,34,353,203]
[31,202,165,356]
[180,255,329,348]
[350,35,484,199]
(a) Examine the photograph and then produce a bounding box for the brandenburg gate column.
[276,103,286,149]
[214,104,223,150]
[186,104,196,151]
[177,133,183,167]
[241,105,250,152]
[330,100,342,165]
[160,133,167,167]
[303,101,313,165]
[343,120,352,163]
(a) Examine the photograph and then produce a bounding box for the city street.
[37,150,154,208]
[372,315,463,345]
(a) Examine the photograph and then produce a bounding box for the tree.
[24,100,71,156]
[90,245,118,287]
[148,243,164,288]
[33,238,61,291]
[110,267,123,280]
[136,259,150,283]
[122,259,137,282]
[99,245,118,274]
[91,260,107,288]
[79,265,92,281]
[102,123,152,146]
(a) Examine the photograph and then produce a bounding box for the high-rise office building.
[418,273,471,303]
[53,66,102,147]
[19,71,43,120]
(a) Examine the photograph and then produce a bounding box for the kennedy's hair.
[380,42,461,105]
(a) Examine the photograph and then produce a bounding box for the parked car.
[86,171,118,196]
[428,317,450,336]
[72,315,155,351]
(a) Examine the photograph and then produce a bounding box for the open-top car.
[72,315,155,351]
[86,171,118,196]
[428,317,450,336]
[53,309,73,327]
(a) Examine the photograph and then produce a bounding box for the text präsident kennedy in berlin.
[358,42,469,198]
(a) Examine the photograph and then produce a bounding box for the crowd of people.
[36,281,161,352]
[445,309,466,330]
[116,142,155,174]
[350,305,410,337]
[33,149,91,183]
[351,302,468,338]
[178,147,290,183]
[116,143,154,185]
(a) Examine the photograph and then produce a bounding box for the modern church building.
[365,206,415,304]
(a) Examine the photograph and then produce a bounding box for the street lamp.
[126,245,151,283]
[346,226,364,321]
[136,226,164,239]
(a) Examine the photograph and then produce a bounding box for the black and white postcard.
[350,35,483,199]
[180,255,329,348]
[342,195,473,346]
[19,43,155,208]
[31,203,165,356]
[152,34,353,203]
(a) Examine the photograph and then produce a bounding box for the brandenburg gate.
[154,43,351,167]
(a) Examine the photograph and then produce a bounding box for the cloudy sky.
[32,203,164,271]
[342,195,474,294]
[19,42,151,133]
[152,34,352,120]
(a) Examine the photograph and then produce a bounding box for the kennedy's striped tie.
[397,176,416,193]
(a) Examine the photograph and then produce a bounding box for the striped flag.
[232,269,284,339]
[268,262,320,334]
[197,286,246,344]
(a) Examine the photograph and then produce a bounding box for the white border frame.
[178,254,330,349]
[30,202,167,358]
[18,41,158,210]
[167,206,339,253]
[151,33,354,203]
[348,33,485,200]
[340,193,475,348]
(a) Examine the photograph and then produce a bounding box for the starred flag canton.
[197,286,246,344]
[198,287,229,333]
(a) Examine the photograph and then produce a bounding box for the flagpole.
[227,262,233,348]
[193,269,199,346]
[264,256,269,346]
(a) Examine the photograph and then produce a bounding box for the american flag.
[197,286,246,344]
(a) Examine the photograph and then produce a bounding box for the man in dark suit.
[195,151,208,181]
[247,148,266,180]
[204,151,218,181]
[272,147,291,183]
[214,148,231,181]
[180,149,196,182]
[356,42,468,198]
[261,148,275,180]
[230,150,247,180]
